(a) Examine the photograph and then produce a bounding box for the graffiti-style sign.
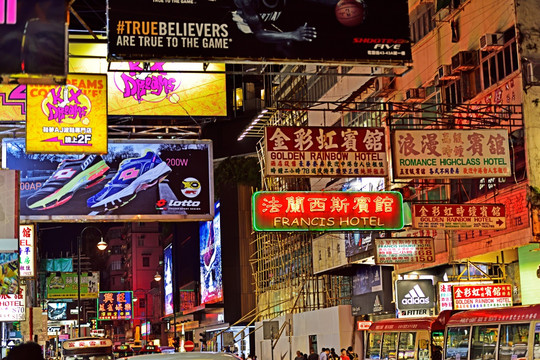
[26,74,107,154]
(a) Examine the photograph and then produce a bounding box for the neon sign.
[252,191,404,231]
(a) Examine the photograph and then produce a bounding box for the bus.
[444,304,540,360]
[365,311,453,360]
[62,337,114,360]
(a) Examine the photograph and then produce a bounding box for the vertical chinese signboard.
[392,129,511,178]
[252,191,404,231]
[97,291,133,320]
[412,204,506,230]
[265,126,387,177]
[19,225,34,278]
[452,284,512,309]
[26,74,107,154]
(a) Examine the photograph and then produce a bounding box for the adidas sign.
[401,284,430,305]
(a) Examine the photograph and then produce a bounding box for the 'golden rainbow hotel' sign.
[252,191,404,231]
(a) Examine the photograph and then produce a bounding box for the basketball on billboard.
[335,0,366,27]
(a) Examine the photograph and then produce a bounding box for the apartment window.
[142,256,150,267]
[138,238,144,247]
[139,298,146,308]
[110,261,122,271]
[479,36,518,90]
[410,2,435,42]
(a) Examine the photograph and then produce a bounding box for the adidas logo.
[401,284,430,305]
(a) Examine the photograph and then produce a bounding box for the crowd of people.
[296,346,358,360]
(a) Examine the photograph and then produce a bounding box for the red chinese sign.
[412,204,506,230]
[252,191,403,231]
[452,284,512,310]
[265,126,387,177]
[97,291,132,320]
[375,238,435,264]
[392,129,511,179]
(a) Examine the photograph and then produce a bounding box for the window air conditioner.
[479,33,503,51]
[437,64,460,81]
[451,51,478,72]
[374,77,396,97]
[404,88,426,102]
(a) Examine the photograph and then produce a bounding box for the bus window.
[381,332,398,360]
[367,332,382,360]
[445,326,469,360]
[498,323,528,360]
[397,332,415,360]
[471,325,497,360]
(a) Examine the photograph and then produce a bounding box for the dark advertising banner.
[0,0,67,82]
[2,138,214,222]
[107,0,411,64]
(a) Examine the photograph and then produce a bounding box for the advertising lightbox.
[412,203,506,230]
[265,126,387,177]
[200,201,223,304]
[47,302,67,321]
[0,288,25,321]
[392,129,511,179]
[46,272,100,299]
[395,279,435,317]
[3,138,214,222]
[375,237,435,264]
[26,74,108,154]
[108,62,227,117]
[0,84,25,121]
[0,0,67,83]
[252,191,404,231]
[98,291,133,320]
[452,284,512,309]
[164,244,174,316]
[107,0,411,64]
[0,253,18,294]
[19,224,34,277]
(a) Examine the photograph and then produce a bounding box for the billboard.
[0,169,18,252]
[164,244,174,316]
[200,201,223,304]
[353,266,383,295]
[396,279,435,317]
[47,302,67,321]
[46,272,100,299]
[98,291,133,320]
[0,0,67,82]
[392,129,511,179]
[0,84,25,121]
[265,126,387,177]
[107,0,411,64]
[108,62,227,117]
[26,74,108,154]
[19,224,34,277]
[375,237,435,264]
[3,138,214,222]
[452,284,512,309]
[252,191,404,231]
[0,253,18,294]
[412,203,506,230]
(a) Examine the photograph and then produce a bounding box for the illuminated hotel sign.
[375,238,435,264]
[0,286,25,321]
[26,74,107,154]
[19,225,35,278]
[252,191,404,231]
[412,203,506,230]
[97,291,133,320]
[265,126,387,177]
[452,284,512,309]
[392,129,511,179]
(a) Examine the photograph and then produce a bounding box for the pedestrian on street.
[340,349,350,360]
[295,350,305,360]
[346,346,358,360]
[330,348,339,360]
[319,348,328,360]
[6,342,45,360]
[308,349,319,360]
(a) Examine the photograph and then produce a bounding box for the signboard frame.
[412,203,506,230]
[375,237,435,264]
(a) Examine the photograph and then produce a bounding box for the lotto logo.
[1,0,17,24]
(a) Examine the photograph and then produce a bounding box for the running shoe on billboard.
[86,151,172,212]
[26,155,110,210]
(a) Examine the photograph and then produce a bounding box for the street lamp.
[153,271,162,282]
[77,226,106,337]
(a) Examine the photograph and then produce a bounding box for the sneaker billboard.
[3,138,213,221]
